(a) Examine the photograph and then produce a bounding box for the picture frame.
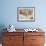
[17,7,35,22]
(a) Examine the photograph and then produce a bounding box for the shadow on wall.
[0,24,7,43]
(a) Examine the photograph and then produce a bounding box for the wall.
[0,0,46,30]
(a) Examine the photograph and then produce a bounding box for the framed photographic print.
[17,7,35,22]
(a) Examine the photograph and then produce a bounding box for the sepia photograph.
[17,7,35,22]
